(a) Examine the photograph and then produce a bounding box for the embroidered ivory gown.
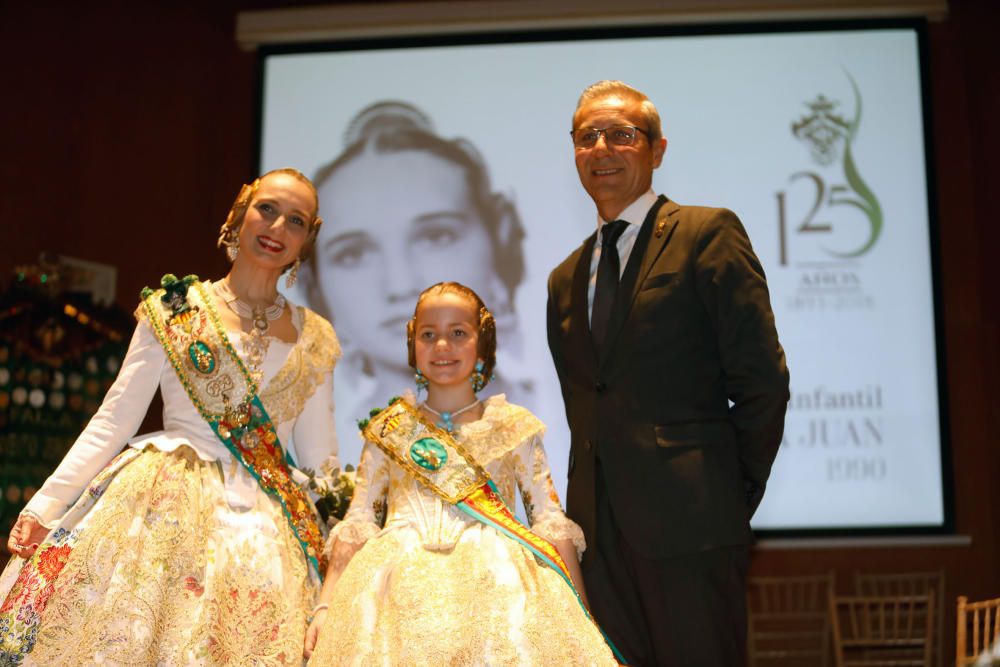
[308,394,616,666]
[0,284,340,666]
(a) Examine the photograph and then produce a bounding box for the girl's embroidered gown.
[308,394,616,666]
[0,283,340,666]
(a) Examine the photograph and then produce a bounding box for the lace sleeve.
[322,439,389,568]
[514,432,587,560]
[530,515,586,560]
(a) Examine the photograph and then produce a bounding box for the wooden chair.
[829,594,934,667]
[856,571,945,667]
[956,595,1000,667]
[746,572,835,667]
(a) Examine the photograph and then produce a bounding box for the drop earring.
[285,257,300,288]
[470,360,488,393]
[414,368,429,393]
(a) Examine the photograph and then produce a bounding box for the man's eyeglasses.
[570,125,650,148]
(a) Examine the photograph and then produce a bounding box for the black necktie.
[591,219,629,349]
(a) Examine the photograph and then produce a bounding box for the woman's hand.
[7,513,48,558]
[303,608,328,659]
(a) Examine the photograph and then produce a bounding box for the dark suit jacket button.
[595,381,607,393]
[583,439,592,451]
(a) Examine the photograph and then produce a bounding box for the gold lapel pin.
[654,218,668,238]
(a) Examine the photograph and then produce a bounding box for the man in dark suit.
[547,80,790,666]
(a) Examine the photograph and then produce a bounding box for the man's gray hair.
[573,80,663,143]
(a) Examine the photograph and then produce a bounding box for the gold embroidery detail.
[26,447,315,666]
[462,397,545,469]
[141,284,328,576]
[141,283,255,419]
[260,308,340,426]
[364,401,490,504]
[313,397,615,666]
[309,531,614,665]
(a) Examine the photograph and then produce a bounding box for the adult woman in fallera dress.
[0,169,341,665]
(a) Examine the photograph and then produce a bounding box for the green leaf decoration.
[825,71,883,258]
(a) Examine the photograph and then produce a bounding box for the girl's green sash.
[363,398,626,664]
[140,274,326,577]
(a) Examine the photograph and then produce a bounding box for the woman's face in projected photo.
[313,149,497,371]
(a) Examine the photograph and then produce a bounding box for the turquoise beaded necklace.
[421,399,480,433]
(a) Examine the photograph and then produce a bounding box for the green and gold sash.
[140,274,327,577]
[363,398,626,664]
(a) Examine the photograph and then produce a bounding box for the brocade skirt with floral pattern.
[307,522,617,666]
[0,445,317,666]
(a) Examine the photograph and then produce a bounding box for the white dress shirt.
[586,189,660,319]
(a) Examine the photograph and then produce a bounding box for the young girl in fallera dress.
[304,282,619,665]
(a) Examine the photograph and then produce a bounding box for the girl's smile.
[413,292,480,393]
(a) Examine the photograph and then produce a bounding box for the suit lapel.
[598,196,680,368]
[632,197,680,297]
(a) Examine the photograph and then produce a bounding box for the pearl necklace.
[421,399,480,433]
[213,279,286,324]
[212,279,285,388]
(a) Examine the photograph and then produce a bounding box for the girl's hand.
[303,608,328,659]
[7,513,48,558]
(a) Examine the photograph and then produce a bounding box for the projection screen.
[258,21,949,534]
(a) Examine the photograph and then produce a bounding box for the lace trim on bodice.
[456,394,545,468]
[260,307,340,425]
[134,292,339,428]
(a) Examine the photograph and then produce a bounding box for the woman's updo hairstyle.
[406,282,497,389]
[217,167,323,270]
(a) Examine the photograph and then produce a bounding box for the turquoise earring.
[415,368,429,393]
[470,360,488,393]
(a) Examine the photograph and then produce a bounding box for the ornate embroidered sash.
[363,399,626,664]
[140,274,327,577]
[362,399,489,502]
